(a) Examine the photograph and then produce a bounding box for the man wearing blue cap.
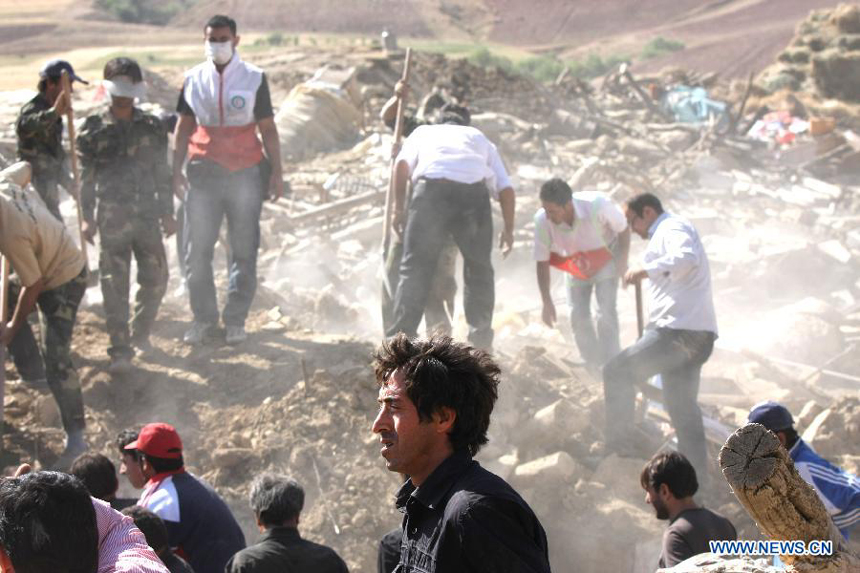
[16,59,88,221]
[748,401,860,540]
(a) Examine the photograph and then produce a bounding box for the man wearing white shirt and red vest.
[534,178,629,368]
[173,14,283,346]
[604,193,717,481]
[387,105,515,349]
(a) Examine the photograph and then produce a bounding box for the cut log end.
[719,423,784,490]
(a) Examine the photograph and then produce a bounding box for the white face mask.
[205,40,234,65]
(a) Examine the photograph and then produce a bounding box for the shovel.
[380,47,413,300]
[60,71,99,288]
[0,255,8,446]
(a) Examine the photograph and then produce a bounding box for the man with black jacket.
[227,474,348,573]
[371,334,551,572]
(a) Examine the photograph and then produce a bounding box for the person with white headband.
[77,57,175,373]
[173,14,284,346]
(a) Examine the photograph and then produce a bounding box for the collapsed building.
[0,4,857,572]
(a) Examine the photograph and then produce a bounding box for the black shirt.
[377,527,402,573]
[225,526,349,573]
[394,450,551,573]
[176,74,274,121]
[658,507,737,569]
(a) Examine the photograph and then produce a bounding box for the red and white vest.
[183,53,265,171]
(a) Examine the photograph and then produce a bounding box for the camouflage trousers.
[8,267,87,433]
[382,234,458,337]
[97,206,168,359]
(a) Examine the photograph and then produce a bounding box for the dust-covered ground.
[2,6,860,572]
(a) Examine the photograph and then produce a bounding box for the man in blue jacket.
[127,422,246,572]
[748,401,859,540]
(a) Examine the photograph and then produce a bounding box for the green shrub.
[568,53,627,79]
[641,37,685,60]
[468,47,514,73]
[515,55,566,83]
[95,0,195,26]
[266,32,285,46]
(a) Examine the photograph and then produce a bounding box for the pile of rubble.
[0,5,858,571]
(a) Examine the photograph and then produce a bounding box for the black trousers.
[387,178,494,348]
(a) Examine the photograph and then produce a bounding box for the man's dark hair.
[69,453,119,501]
[249,474,304,527]
[640,451,698,499]
[121,506,168,553]
[0,471,99,573]
[143,454,184,474]
[539,178,572,206]
[103,57,143,83]
[780,427,800,450]
[436,103,470,126]
[627,193,664,217]
[374,334,500,456]
[116,428,140,460]
[206,14,237,35]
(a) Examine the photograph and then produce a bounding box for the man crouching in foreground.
[371,334,552,572]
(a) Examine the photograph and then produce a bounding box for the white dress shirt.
[642,212,718,334]
[395,124,512,198]
[533,191,627,261]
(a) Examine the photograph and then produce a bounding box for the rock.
[812,50,860,102]
[212,448,255,469]
[513,451,582,486]
[33,394,61,428]
[528,398,590,442]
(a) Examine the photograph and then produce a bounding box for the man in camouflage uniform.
[0,161,88,469]
[77,58,175,372]
[15,60,88,220]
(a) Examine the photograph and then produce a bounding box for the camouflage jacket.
[15,93,70,189]
[77,107,173,223]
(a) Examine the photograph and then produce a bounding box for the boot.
[50,387,87,471]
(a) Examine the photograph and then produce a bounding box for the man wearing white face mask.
[173,14,284,346]
[77,57,175,372]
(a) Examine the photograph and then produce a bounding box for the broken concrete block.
[796,400,824,431]
[532,398,590,436]
[514,451,582,486]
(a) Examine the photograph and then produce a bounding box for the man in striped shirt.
[748,401,859,539]
[0,468,168,573]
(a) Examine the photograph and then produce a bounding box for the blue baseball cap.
[748,401,794,432]
[39,59,89,84]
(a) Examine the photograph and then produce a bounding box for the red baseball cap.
[124,423,183,459]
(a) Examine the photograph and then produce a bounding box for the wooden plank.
[288,190,385,223]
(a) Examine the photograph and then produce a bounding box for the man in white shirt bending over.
[604,193,717,481]
[534,178,629,368]
[386,104,515,349]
